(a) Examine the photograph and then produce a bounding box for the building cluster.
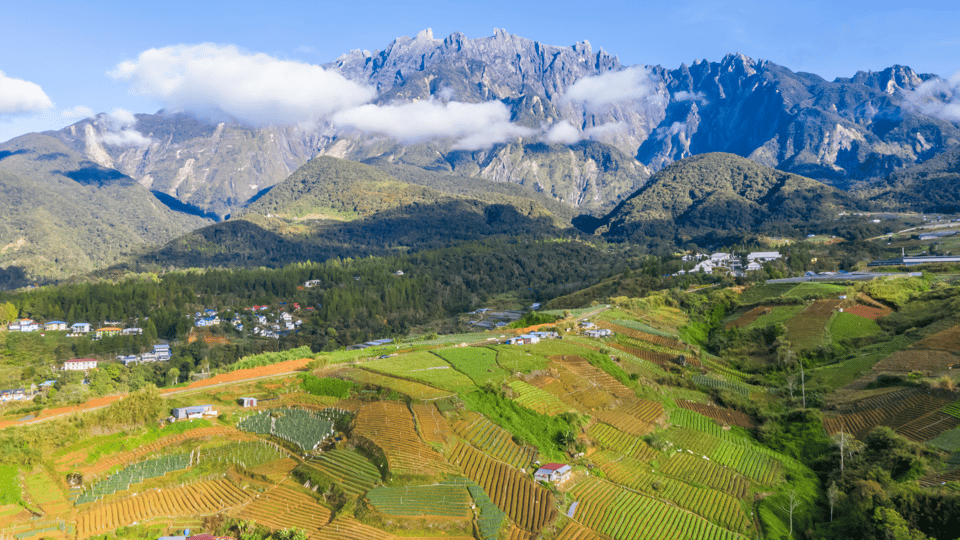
[4,319,142,339]
[506,331,559,345]
[676,251,782,277]
[194,306,303,339]
[119,344,172,366]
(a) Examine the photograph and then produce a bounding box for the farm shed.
[171,405,216,420]
[507,334,540,345]
[238,397,258,407]
[535,463,572,483]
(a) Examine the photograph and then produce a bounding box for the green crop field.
[340,368,455,400]
[435,347,509,386]
[366,484,472,517]
[363,351,477,392]
[493,346,549,373]
[783,283,848,300]
[830,312,882,341]
[0,465,19,505]
[738,283,798,304]
[743,305,805,330]
[928,428,960,452]
[506,380,571,415]
[666,427,784,486]
[303,448,381,497]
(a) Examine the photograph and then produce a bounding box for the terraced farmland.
[354,401,456,477]
[607,342,682,370]
[554,356,634,400]
[658,452,751,499]
[448,442,557,534]
[303,448,380,497]
[239,480,331,535]
[506,380,571,416]
[75,478,249,538]
[592,400,661,437]
[600,454,752,534]
[435,347,509,386]
[784,299,841,350]
[675,400,755,429]
[597,321,685,350]
[569,477,745,540]
[337,368,454,400]
[366,484,472,517]
[824,388,959,439]
[411,403,452,445]
[450,412,537,470]
[667,427,784,485]
[553,520,609,540]
[873,349,959,374]
[587,424,659,462]
[362,351,476,393]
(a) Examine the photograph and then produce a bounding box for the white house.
[584,329,613,338]
[63,358,98,371]
[44,321,68,331]
[70,323,91,334]
[534,463,572,483]
[507,334,540,345]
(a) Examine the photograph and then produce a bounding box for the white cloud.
[109,43,376,126]
[0,70,53,115]
[544,121,581,145]
[903,72,960,123]
[60,105,94,120]
[674,91,707,103]
[583,122,627,140]
[563,66,662,108]
[332,99,534,150]
[98,108,152,148]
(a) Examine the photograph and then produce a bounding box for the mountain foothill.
[2,29,959,286]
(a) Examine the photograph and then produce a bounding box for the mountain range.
[2,29,960,284]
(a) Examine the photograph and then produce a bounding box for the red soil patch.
[845,304,892,320]
[160,357,312,394]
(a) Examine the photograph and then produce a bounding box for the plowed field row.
[451,413,536,470]
[554,520,609,540]
[76,478,249,538]
[410,403,451,445]
[448,443,557,534]
[600,455,751,534]
[895,412,960,442]
[569,477,743,540]
[354,401,455,477]
[676,401,756,429]
[660,452,750,499]
[607,343,687,371]
[874,349,959,374]
[591,410,656,437]
[239,481,331,535]
[303,448,381,498]
[916,325,960,350]
[825,389,959,439]
[597,322,684,350]
[919,469,960,488]
[555,356,634,399]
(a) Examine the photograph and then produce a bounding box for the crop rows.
[23,468,71,515]
[667,427,783,485]
[569,477,744,540]
[313,515,397,540]
[675,400,755,429]
[465,481,507,540]
[845,303,891,320]
[355,401,456,476]
[919,468,960,488]
[553,520,606,540]
[784,299,840,349]
[238,407,348,453]
[738,283,798,304]
[411,403,452,444]
[240,480,331,535]
[608,343,681,370]
[825,389,958,438]
[600,454,751,534]
[690,375,753,398]
[507,380,571,416]
[202,440,286,470]
[556,356,634,399]
[895,412,960,442]
[366,484,471,517]
[75,452,192,505]
[598,322,684,350]
[304,448,380,497]
[916,324,960,350]
[943,400,960,419]
[76,478,249,537]
[668,409,747,441]
[830,312,882,341]
[927,428,960,452]
[873,349,959,374]
[449,442,557,534]
[587,424,659,463]
[451,413,537,470]
[592,409,656,437]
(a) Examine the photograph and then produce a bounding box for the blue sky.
[1,0,958,143]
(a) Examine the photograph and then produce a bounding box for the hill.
[0,134,211,286]
[582,152,855,249]
[857,146,960,212]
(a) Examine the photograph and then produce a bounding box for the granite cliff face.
[32,30,960,218]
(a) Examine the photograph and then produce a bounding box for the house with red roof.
[534,463,572,483]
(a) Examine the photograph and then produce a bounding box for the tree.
[166,367,180,386]
[827,481,839,522]
[776,488,800,538]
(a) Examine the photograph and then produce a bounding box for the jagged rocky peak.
[845,65,929,94]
